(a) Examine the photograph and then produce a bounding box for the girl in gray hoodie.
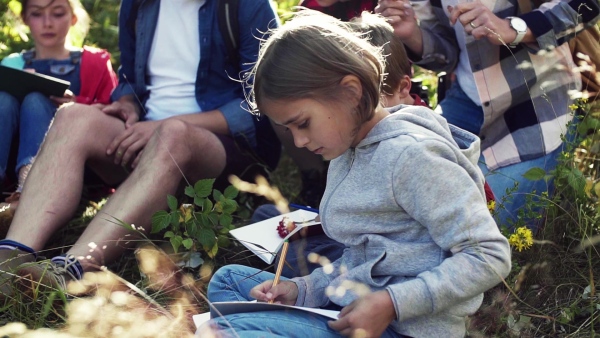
[205,10,511,338]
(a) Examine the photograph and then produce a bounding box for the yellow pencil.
[269,239,289,304]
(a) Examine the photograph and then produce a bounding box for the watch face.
[511,17,527,31]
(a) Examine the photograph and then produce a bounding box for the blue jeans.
[435,82,483,135]
[0,91,57,180]
[436,82,568,230]
[206,265,400,337]
[251,204,346,278]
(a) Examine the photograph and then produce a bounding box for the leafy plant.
[150,179,239,258]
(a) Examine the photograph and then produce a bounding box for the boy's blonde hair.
[349,12,412,96]
[20,0,90,46]
[248,9,385,127]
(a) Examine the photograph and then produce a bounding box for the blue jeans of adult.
[251,204,346,278]
[0,91,56,181]
[436,82,567,230]
[206,264,401,337]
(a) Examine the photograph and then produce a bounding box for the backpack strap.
[22,50,35,66]
[217,0,240,67]
[69,50,82,64]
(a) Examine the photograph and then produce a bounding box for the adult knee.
[152,119,194,166]
[46,104,101,143]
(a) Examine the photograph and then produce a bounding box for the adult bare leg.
[65,119,227,271]
[5,104,128,251]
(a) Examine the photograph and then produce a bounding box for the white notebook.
[229,209,319,264]
[194,301,340,331]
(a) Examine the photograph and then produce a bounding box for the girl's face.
[23,0,76,49]
[262,97,360,160]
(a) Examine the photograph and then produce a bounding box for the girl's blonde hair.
[248,9,385,126]
[20,0,90,47]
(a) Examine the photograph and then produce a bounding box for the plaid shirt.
[412,0,599,170]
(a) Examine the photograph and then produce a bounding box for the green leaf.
[219,213,232,227]
[214,201,223,213]
[164,231,175,238]
[213,189,224,201]
[217,235,231,247]
[151,210,170,233]
[197,228,216,249]
[170,211,180,227]
[199,214,211,227]
[567,168,586,193]
[186,222,198,237]
[203,198,214,212]
[167,195,178,211]
[223,185,239,199]
[522,167,546,181]
[206,242,219,259]
[170,236,183,253]
[184,185,196,198]
[194,196,204,207]
[221,199,238,214]
[182,238,194,250]
[207,213,219,226]
[195,179,215,198]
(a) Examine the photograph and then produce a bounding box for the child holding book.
[205,10,511,337]
[0,0,117,212]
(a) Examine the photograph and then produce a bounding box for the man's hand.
[106,120,160,167]
[102,96,140,128]
[328,290,396,337]
[375,0,418,40]
[448,1,517,45]
[249,280,298,305]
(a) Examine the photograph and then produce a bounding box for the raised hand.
[375,0,418,40]
[448,1,518,45]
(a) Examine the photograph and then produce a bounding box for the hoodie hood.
[358,104,481,168]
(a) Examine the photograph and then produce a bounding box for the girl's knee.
[0,91,20,116]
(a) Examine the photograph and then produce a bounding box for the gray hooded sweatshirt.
[291,105,511,337]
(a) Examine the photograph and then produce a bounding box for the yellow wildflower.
[487,200,496,213]
[508,226,534,252]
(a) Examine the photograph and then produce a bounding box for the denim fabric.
[436,82,569,230]
[434,81,483,135]
[479,145,563,231]
[206,265,400,338]
[251,204,346,278]
[112,0,281,169]
[0,92,56,179]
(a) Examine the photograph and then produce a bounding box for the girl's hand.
[106,120,160,167]
[328,290,396,337]
[50,89,75,106]
[249,280,298,305]
[448,1,517,45]
[375,0,418,40]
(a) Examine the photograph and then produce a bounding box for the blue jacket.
[111,0,280,168]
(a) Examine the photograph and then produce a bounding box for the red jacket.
[75,46,118,105]
[298,0,378,21]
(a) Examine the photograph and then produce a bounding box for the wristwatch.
[506,16,527,47]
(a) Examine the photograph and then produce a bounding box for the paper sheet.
[229,209,319,264]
